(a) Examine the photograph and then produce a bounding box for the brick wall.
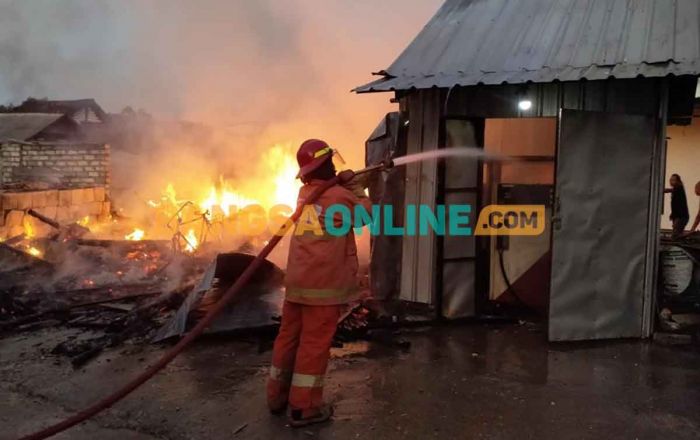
[0,142,110,189]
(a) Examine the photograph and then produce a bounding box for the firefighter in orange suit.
[267,139,371,427]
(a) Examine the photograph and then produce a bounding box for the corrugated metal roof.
[0,113,63,141]
[356,0,700,92]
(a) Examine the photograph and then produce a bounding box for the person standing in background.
[683,180,700,237]
[665,174,690,239]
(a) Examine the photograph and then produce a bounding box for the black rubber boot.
[289,405,334,428]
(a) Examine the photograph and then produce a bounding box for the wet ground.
[2,322,700,440]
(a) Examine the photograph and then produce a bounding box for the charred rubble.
[0,207,386,368]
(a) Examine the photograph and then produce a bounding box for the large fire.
[115,143,302,253]
[196,144,300,213]
[199,180,259,218]
[12,143,303,258]
[264,145,301,209]
[146,144,299,214]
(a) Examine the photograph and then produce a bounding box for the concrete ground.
[2,322,700,440]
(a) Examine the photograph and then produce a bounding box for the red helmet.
[296,139,333,179]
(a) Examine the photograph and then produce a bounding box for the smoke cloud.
[0,0,442,267]
[0,0,441,165]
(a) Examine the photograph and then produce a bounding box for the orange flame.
[23,216,35,238]
[125,228,145,241]
[184,229,198,253]
[137,143,302,243]
[200,179,258,219]
[262,144,301,207]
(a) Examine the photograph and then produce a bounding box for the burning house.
[0,99,111,241]
[0,99,209,367]
[356,0,700,341]
[0,92,306,367]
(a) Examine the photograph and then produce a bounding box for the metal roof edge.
[354,62,700,93]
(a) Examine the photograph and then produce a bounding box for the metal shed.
[356,0,700,341]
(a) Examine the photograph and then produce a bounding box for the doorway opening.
[659,102,700,327]
[482,118,556,316]
[437,117,557,319]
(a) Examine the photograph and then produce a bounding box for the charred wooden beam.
[0,242,53,268]
[27,208,90,239]
[4,234,26,246]
[0,289,161,332]
[26,209,61,230]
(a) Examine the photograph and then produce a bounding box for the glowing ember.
[125,228,145,241]
[77,216,90,227]
[184,229,198,253]
[26,246,42,257]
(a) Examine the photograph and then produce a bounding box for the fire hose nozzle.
[353,159,394,177]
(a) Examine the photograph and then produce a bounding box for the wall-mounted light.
[518,99,533,111]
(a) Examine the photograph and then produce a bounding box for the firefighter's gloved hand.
[338,170,355,184]
[339,170,369,199]
[355,172,371,189]
[339,170,371,188]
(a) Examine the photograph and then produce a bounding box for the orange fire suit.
[268,178,371,416]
